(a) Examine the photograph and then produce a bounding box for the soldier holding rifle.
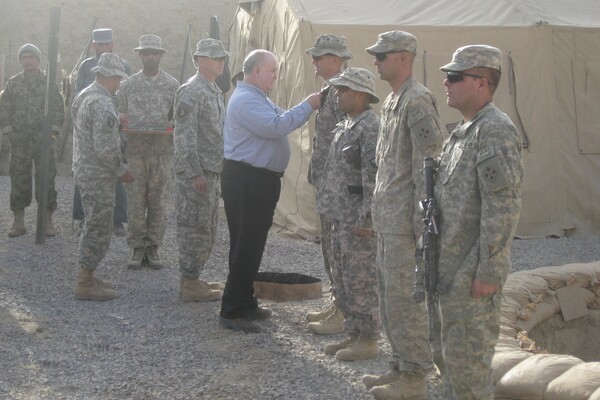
[434,45,523,399]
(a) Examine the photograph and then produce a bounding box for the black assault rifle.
[413,157,439,342]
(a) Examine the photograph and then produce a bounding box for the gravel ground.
[1,175,600,400]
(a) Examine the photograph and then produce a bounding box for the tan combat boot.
[8,210,26,237]
[362,367,400,389]
[145,246,163,269]
[45,211,57,237]
[335,337,379,361]
[306,300,336,322]
[369,370,427,400]
[180,277,222,302]
[324,335,356,355]
[199,279,225,290]
[127,248,145,270]
[307,305,344,334]
[74,268,118,301]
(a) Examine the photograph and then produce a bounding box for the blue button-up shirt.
[224,81,314,173]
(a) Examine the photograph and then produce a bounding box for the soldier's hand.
[120,169,135,184]
[471,277,499,298]
[305,92,322,110]
[119,113,129,129]
[192,175,207,193]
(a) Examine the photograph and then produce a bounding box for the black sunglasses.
[374,51,402,62]
[445,71,485,83]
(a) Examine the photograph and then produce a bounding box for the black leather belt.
[225,159,284,178]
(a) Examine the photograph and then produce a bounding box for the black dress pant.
[220,160,281,318]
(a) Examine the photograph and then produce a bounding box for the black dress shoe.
[246,307,272,321]
[220,316,261,333]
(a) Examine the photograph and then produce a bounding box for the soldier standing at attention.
[117,34,179,270]
[72,53,134,301]
[0,44,64,237]
[436,45,523,400]
[316,67,381,361]
[363,31,444,400]
[73,28,130,237]
[173,39,231,302]
[304,34,353,335]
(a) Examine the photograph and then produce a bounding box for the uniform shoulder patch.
[103,111,118,130]
[477,154,508,193]
[176,93,196,119]
[410,115,441,145]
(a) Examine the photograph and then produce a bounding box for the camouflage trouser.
[175,171,220,279]
[8,132,57,212]
[77,177,116,271]
[376,233,432,371]
[125,154,170,249]
[319,213,335,293]
[331,219,380,339]
[437,268,501,400]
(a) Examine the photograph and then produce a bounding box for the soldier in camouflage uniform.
[74,28,131,237]
[436,45,523,400]
[363,31,444,400]
[173,39,230,302]
[316,68,381,361]
[304,34,352,335]
[117,34,179,270]
[0,44,64,237]
[72,53,134,301]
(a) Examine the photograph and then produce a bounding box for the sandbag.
[495,354,583,399]
[501,297,522,322]
[492,349,533,384]
[560,263,600,288]
[590,385,600,400]
[545,362,600,400]
[529,267,569,290]
[517,302,558,332]
[504,273,550,305]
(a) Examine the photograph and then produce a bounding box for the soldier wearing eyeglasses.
[436,45,523,400]
[362,31,444,400]
[117,34,179,270]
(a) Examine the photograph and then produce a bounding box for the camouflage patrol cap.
[305,34,353,59]
[193,38,231,59]
[134,34,166,53]
[366,31,417,55]
[330,67,379,104]
[440,45,502,72]
[91,53,128,79]
[92,29,113,44]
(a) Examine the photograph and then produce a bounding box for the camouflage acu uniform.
[316,109,380,339]
[118,70,179,249]
[0,70,64,212]
[435,102,523,399]
[310,80,345,290]
[73,81,127,270]
[371,76,444,371]
[174,72,224,279]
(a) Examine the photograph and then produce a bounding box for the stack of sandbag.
[492,261,600,399]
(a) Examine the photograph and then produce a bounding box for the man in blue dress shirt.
[219,50,321,333]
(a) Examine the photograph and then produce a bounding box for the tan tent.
[228,0,600,239]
